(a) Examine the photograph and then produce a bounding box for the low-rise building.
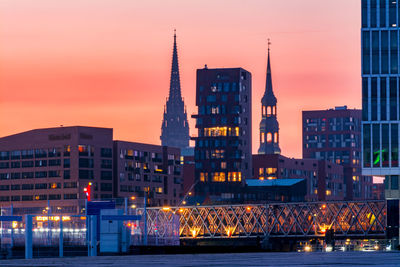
[0,126,184,214]
[252,154,345,201]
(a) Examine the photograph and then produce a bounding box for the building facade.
[303,107,372,200]
[160,31,190,151]
[192,67,252,200]
[252,154,344,201]
[258,43,281,155]
[0,126,184,214]
[113,141,183,206]
[361,0,400,199]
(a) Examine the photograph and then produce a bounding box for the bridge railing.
[139,200,386,239]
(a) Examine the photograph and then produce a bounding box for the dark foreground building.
[192,67,252,201]
[303,106,372,200]
[0,126,183,214]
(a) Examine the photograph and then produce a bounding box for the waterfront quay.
[1,252,400,267]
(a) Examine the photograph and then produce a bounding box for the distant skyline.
[0,0,361,158]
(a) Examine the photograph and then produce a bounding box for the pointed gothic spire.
[262,38,277,105]
[161,30,190,151]
[169,29,182,100]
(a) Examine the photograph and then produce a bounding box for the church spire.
[258,39,281,155]
[169,29,182,100]
[161,30,190,151]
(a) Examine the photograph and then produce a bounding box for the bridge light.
[131,205,136,209]
[321,204,326,209]
[162,207,171,211]
[190,227,199,238]
[246,206,252,212]
[131,196,136,200]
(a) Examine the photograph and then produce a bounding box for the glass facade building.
[362,0,400,198]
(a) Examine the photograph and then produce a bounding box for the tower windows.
[274,133,278,143]
[261,132,265,143]
[262,106,266,116]
[267,133,272,143]
[267,106,272,116]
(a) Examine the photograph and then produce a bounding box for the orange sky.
[0,0,361,158]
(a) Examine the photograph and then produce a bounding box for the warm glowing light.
[225,226,235,237]
[12,221,18,229]
[162,207,171,211]
[179,208,184,213]
[131,196,136,200]
[190,227,200,238]
[304,245,312,252]
[321,204,326,209]
[246,206,252,212]
[131,205,137,209]
[182,201,187,205]
[188,192,192,196]
[36,216,71,222]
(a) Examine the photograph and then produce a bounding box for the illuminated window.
[274,133,278,143]
[200,172,208,182]
[212,172,226,182]
[127,149,134,156]
[259,168,264,175]
[262,106,266,116]
[314,189,318,195]
[326,190,332,196]
[266,168,276,175]
[235,127,240,137]
[267,106,272,116]
[261,133,265,143]
[228,172,241,182]
[221,162,227,169]
[273,106,276,115]
[267,133,272,143]
[155,187,163,194]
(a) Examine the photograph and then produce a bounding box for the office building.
[192,67,252,200]
[303,107,372,200]
[361,1,400,199]
[0,126,184,214]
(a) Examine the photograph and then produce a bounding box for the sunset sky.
[0,0,361,158]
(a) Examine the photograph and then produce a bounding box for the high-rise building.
[192,67,252,200]
[161,31,190,151]
[303,106,372,200]
[258,42,281,155]
[361,1,400,199]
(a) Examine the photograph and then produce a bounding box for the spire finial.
[268,38,271,53]
[174,29,176,41]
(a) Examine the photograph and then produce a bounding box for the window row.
[362,77,399,121]
[362,0,399,29]
[362,30,399,75]
[363,123,399,168]
[0,146,112,161]
[0,194,78,202]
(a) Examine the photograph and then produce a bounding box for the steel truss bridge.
[141,201,387,240]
